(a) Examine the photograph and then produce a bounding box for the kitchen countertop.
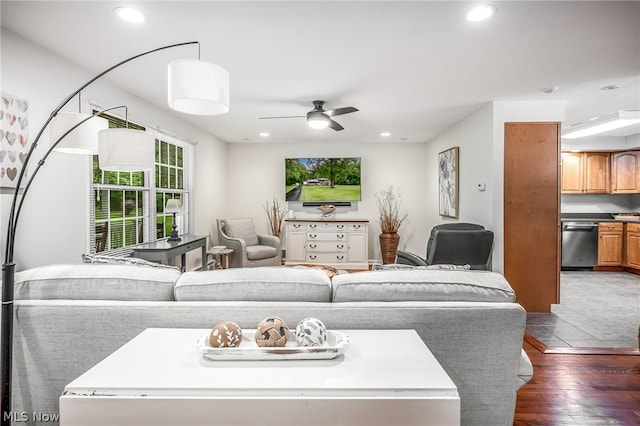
[561,213,640,223]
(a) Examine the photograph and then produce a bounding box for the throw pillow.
[223,218,260,246]
[372,263,471,271]
[82,253,181,271]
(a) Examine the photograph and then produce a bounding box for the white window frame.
[88,115,193,255]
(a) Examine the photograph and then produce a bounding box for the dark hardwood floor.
[514,340,640,425]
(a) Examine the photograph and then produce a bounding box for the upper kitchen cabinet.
[561,152,610,194]
[611,151,640,193]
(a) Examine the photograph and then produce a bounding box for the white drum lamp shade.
[168,59,230,116]
[98,128,155,171]
[165,198,182,213]
[50,112,109,154]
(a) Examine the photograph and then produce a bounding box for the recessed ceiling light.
[115,7,146,23]
[600,84,620,91]
[380,132,391,137]
[541,86,559,94]
[259,132,269,137]
[466,4,497,22]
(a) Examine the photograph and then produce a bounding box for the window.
[155,139,188,240]
[89,113,190,254]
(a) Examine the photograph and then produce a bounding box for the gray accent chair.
[217,218,282,268]
[396,223,494,270]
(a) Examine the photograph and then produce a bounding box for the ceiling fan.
[259,100,358,131]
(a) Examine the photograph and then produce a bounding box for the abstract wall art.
[438,146,459,218]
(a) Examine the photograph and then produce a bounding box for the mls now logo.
[4,411,60,422]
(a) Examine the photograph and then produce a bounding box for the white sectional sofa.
[6,264,532,425]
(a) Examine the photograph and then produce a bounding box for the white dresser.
[285,219,369,270]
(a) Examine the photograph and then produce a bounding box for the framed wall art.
[438,146,458,218]
[1,92,30,189]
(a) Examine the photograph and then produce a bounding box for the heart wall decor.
[0,91,29,188]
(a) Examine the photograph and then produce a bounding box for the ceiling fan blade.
[258,115,305,120]
[327,119,344,131]
[325,107,358,117]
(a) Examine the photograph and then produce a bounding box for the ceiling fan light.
[98,128,155,171]
[307,111,330,129]
[168,59,230,116]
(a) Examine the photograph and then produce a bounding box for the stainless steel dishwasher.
[561,221,599,268]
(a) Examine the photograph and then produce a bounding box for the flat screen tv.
[285,157,361,202]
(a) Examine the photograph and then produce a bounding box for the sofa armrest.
[218,230,247,260]
[395,250,428,266]
[516,348,533,389]
[257,233,281,250]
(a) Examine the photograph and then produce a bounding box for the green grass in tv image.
[285,157,361,201]
[300,185,361,201]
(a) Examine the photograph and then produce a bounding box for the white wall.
[1,29,227,271]
[425,104,494,230]
[225,142,428,262]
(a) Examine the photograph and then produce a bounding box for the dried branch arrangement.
[375,185,408,233]
[264,197,287,237]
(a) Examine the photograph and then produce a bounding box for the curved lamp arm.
[1,41,200,425]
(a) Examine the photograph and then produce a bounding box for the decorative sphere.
[255,317,290,347]
[209,321,243,348]
[296,317,328,347]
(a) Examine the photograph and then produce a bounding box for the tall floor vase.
[379,232,400,264]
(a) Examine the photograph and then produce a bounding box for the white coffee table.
[60,328,459,426]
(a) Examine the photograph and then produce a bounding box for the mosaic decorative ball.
[296,317,328,347]
[255,317,290,347]
[209,321,243,348]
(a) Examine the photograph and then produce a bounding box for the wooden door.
[583,152,610,193]
[560,152,583,193]
[611,151,640,193]
[504,123,560,313]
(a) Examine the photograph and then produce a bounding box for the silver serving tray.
[196,329,349,361]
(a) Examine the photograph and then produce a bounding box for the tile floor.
[526,271,639,348]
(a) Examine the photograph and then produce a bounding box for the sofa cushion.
[246,245,278,260]
[174,267,331,302]
[14,264,179,301]
[224,218,259,246]
[331,270,515,303]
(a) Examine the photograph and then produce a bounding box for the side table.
[207,246,234,269]
[130,234,207,271]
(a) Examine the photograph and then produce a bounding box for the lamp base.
[168,231,181,242]
[168,213,181,242]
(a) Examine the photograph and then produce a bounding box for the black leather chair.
[396,223,494,270]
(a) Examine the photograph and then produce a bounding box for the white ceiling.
[2,1,639,144]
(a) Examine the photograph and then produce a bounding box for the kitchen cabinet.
[611,151,640,193]
[561,152,610,194]
[624,223,640,270]
[598,222,623,266]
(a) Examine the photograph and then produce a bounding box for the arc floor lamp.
[1,41,229,424]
